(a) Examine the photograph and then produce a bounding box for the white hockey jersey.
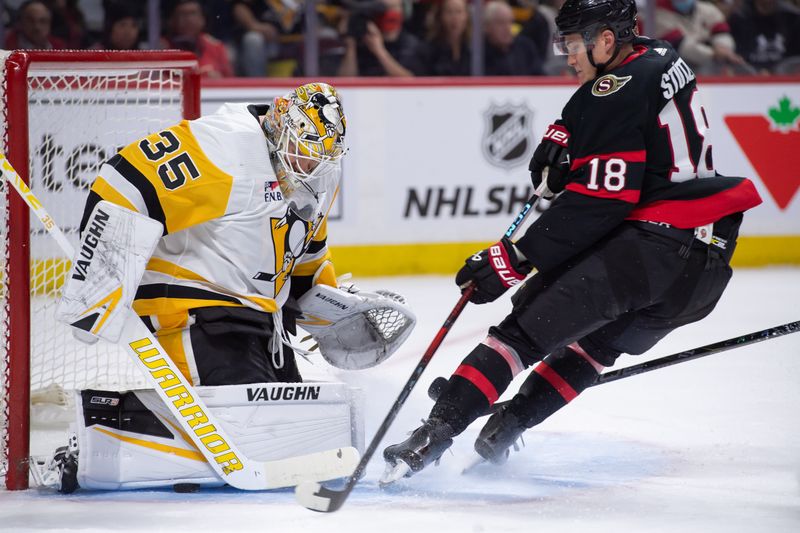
[82,103,339,326]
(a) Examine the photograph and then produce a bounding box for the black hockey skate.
[380,418,455,485]
[52,445,79,494]
[473,404,527,465]
[50,432,80,494]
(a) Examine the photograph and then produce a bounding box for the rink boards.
[23,77,800,279]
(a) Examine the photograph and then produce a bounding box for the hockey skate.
[31,433,79,494]
[380,419,455,485]
[473,404,527,466]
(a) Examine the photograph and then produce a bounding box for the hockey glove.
[529,122,571,198]
[455,238,533,304]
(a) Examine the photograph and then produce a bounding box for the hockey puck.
[427,376,449,401]
[173,483,200,493]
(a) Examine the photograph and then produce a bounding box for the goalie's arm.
[78,121,238,236]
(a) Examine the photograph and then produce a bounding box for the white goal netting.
[0,51,197,488]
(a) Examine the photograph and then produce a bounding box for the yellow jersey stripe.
[91,176,139,213]
[146,257,209,283]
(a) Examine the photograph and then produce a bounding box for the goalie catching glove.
[296,284,416,370]
[56,201,162,343]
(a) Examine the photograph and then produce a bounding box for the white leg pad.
[75,382,364,490]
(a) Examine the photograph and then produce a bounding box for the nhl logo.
[482,104,535,169]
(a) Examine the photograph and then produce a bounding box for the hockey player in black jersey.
[382,0,763,482]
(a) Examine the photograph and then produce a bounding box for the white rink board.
[203,79,800,246]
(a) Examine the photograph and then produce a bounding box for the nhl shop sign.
[482,103,535,169]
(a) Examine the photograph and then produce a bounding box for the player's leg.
[475,216,741,463]
[381,228,642,476]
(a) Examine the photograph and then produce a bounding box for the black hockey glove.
[529,123,571,198]
[455,237,533,304]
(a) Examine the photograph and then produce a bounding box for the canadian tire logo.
[482,104,534,169]
[725,96,800,209]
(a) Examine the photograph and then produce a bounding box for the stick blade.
[265,446,359,489]
[295,481,349,512]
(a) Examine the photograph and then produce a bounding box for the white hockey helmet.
[263,83,347,200]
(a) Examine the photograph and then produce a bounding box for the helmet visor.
[552,32,596,56]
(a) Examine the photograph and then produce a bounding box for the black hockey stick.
[428,320,800,413]
[295,190,547,512]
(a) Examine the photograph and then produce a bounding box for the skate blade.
[461,455,487,475]
[379,461,411,487]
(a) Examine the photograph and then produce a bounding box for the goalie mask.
[263,83,347,218]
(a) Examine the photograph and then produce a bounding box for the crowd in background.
[1,0,799,77]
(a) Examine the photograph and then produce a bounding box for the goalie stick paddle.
[0,154,359,490]
[295,185,549,512]
[428,320,800,415]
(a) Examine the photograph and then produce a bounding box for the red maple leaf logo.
[725,96,800,210]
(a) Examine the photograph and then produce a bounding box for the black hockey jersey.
[516,37,762,272]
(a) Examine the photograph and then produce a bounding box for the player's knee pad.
[515,343,605,427]
[430,336,527,434]
[71,382,364,490]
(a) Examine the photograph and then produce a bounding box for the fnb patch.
[264,181,283,202]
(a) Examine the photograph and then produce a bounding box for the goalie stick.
[428,319,800,415]
[294,182,550,512]
[0,154,359,490]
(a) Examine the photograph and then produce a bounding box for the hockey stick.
[295,185,548,512]
[1,154,359,490]
[428,320,800,414]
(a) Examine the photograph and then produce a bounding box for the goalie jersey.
[79,103,338,322]
[516,37,762,272]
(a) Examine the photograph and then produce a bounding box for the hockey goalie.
[38,82,415,492]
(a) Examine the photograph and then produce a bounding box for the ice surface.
[2,268,798,532]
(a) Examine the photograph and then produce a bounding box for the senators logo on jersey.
[591,74,632,97]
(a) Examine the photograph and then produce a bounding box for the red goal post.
[0,50,200,490]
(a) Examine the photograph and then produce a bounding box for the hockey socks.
[512,343,604,427]
[430,336,526,434]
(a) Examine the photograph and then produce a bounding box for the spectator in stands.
[163,0,234,78]
[518,0,555,61]
[654,0,746,73]
[49,0,88,48]
[4,0,65,49]
[91,2,142,50]
[483,0,544,75]
[337,0,423,77]
[418,0,472,76]
[729,0,800,73]
[231,0,283,77]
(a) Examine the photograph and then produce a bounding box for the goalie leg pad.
[72,383,364,490]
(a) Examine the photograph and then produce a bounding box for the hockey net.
[0,50,199,490]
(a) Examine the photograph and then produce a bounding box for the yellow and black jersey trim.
[88,121,237,235]
[107,153,169,231]
[133,284,244,317]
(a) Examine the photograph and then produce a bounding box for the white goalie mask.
[263,83,347,218]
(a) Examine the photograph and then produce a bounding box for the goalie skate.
[31,433,79,494]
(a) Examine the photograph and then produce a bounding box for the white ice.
[2,268,799,532]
